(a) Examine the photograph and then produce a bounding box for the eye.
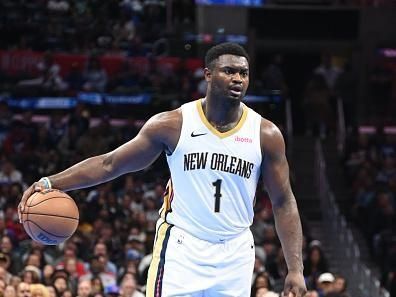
[241,72,248,77]
[224,69,232,75]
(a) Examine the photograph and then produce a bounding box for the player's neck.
[202,96,242,132]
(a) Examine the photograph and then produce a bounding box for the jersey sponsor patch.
[235,135,253,143]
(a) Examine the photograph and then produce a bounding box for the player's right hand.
[18,181,46,223]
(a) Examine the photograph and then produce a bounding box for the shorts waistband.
[170,223,251,244]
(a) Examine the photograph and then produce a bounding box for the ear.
[204,68,211,82]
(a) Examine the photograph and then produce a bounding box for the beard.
[209,83,246,102]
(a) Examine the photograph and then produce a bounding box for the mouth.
[229,85,243,96]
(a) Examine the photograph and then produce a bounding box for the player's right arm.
[260,118,306,297]
[18,109,181,218]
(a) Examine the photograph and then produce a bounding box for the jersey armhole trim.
[166,105,185,156]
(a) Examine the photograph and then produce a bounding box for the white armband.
[38,177,52,189]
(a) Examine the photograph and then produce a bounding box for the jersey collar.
[196,99,248,139]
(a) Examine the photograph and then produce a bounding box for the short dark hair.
[205,42,249,69]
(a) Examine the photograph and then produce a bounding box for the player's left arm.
[260,119,306,297]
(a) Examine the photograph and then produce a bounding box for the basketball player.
[19,43,306,297]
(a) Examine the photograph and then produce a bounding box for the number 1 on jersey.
[212,179,222,212]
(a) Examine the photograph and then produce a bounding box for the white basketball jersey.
[162,99,262,242]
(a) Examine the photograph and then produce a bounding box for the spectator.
[0,279,5,296]
[326,274,351,297]
[368,191,394,251]
[45,286,57,297]
[304,244,329,290]
[30,284,49,297]
[42,266,55,286]
[0,262,12,284]
[316,273,335,297]
[251,271,274,297]
[3,206,23,242]
[82,56,108,92]
[51,270,69,296]
[17,52,67,94]
[25,252,44,270]
[112,15,136,50]
[93,243,117,276]
[91,277,104,295]
[25,252,43,269]
[17,282,31,297]
[9,276,21,289]
[80,256,116,288]
[63,258,79,293]
[55,242,86,278]
[119,273,144,297]
[117,249,142,282]
[22,243,54,272]
[0,161,23,185]
[1,235,21,274]
[314,53,342,92]
[21,266,41,284]
[0,255,12,283]
[4,285,16,297]
[77,280,92,297]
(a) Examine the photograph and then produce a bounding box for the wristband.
[39,177,52,189]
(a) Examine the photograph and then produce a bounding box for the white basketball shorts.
[146,219,255,297]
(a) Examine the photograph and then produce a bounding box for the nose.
[232,73,242,83]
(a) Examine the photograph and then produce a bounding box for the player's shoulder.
[149,108,182,127]
[141,108,182,145]
[259,117,283,140]
[259,117,285,153]
[144,107,182,129]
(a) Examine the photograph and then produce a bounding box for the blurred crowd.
[1,0,392,57]
[0,0,195,55]
[344,130,396,295]
[9,51,208,106]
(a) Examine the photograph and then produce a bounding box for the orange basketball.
[21,189,79,245]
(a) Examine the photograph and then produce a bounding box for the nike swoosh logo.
[191,132,207,137]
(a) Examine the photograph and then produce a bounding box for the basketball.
[21,189,79,245]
